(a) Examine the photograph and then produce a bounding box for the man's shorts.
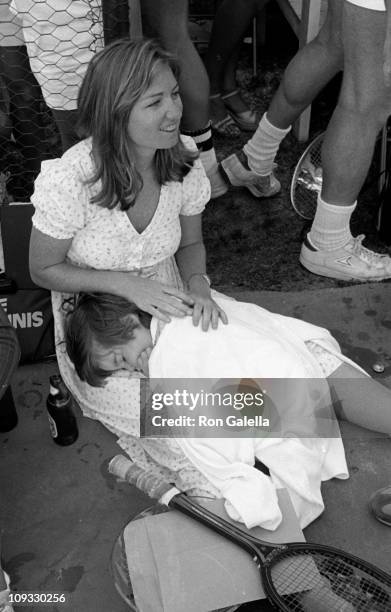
[345,0,385,10]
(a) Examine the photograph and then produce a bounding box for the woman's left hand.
[188,276,228,331]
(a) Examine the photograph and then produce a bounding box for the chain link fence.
[0,0,131,203]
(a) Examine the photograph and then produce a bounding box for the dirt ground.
[204,6,391,292]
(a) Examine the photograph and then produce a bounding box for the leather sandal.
[221,89,258,132]
[209,93,241,137]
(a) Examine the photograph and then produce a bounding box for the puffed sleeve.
[180,135,211,216]
[31,158,88,240]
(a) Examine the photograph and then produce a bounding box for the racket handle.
[108,454,178,503]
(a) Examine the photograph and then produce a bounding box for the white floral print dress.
[31,135,218,496]
[31,135,347,498]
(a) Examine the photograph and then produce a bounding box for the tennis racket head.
[171,493,391,611]
[108,458,391,611]
[258,541,391,611]
[290,132,324,221]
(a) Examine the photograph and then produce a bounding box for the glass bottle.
[46,374,78,446]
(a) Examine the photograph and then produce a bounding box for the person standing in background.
[0,0,46,200]
[141,0,228,199]
[205,0,268,136]
[221,0,391,281]
[29,39,227,464]
[10,0,104,152]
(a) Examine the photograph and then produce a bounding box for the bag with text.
[0,202,55,363]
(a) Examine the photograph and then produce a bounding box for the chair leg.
[378,122,388,196]
[293,106,312,143]
[376,122,389,232]
[128,0,143,39]
[252,17,257,77]
[299,0,322,47]
[256,7,266,47]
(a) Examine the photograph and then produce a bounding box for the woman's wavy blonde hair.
[77,38,198,211]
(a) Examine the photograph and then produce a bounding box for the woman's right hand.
[123,275,194,322]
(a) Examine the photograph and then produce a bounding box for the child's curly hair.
[65,292,151,387]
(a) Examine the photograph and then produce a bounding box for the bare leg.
[321,2,391,205]
[205,0,265,94]
[300,4,391,279]
[221,46,241,94]
[328,363,391,435]
[140,0,209,131]
[268,0,343,129]
[205,0,267,129]
[222,0,344,193]
[141,0,229,197]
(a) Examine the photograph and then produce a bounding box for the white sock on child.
[308,195,356,251]
[243,113,291,176]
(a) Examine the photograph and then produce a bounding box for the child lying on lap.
[65,292,391,532]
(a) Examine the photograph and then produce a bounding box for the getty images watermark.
[140,378,341,438]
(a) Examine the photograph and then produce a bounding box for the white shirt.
[148,296,357,529]
[0,0,24,46]
[345,0,385,10]
[10,0,104,109]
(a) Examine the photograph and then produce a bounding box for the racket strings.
[268,549,391,611]
[291,134,323,220]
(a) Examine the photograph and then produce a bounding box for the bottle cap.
[108,455,131,481]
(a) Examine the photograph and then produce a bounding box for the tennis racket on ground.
[290,132,324,221]
[108,454,391,612]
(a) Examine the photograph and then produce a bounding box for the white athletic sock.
[182,123,217,174]
[308,195,356,251]
[243,113,291,176]
[183,123,227,198]
[198,147,219,175]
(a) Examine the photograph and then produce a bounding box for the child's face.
[91,317,153,374]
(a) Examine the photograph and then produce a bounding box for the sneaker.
[220,153,281,198]
[300,234,391,281]
[207,165,229,199]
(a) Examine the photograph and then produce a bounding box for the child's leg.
[328,362,391,434]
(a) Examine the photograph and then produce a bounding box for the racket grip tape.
[108,454,175,501]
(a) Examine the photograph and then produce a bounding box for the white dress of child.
[148,295,367,530]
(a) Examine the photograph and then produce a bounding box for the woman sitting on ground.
[29,38,227,467]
